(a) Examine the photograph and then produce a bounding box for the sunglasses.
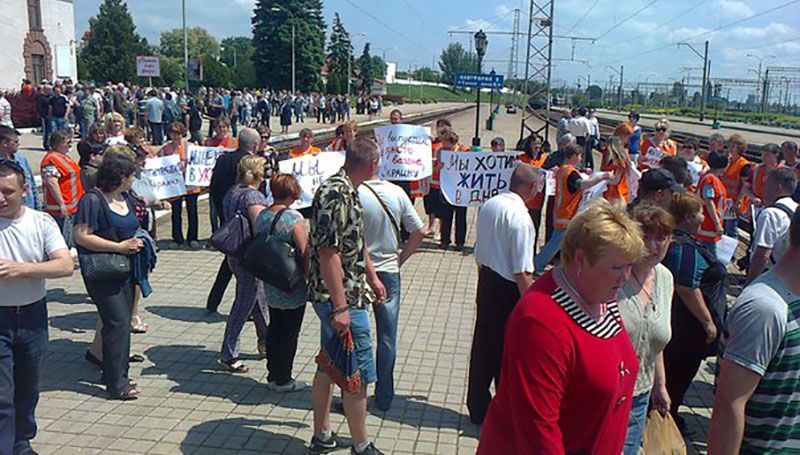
[261,135,270,140]
[656,128,667,132]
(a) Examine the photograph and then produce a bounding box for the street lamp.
[348,32,366,97]
[271,5,318,94]
[472,29,488,148]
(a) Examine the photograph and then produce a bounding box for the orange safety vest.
[289,145,322,159]
[554,164,582,229]
[205,135,238,149]
[696,173,727,243]
[157,139,186,162]
[791,162,800,181]
[518,152,548,210]
[721,155,750,200]
[603,160,629,203]
[41,151,84,215]
[327,137,346,151]
[638,138,676,171]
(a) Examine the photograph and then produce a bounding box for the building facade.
[0,0,77,88]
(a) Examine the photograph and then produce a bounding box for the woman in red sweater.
[478,201,645,455]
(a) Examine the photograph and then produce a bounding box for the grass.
[615,105,800,130]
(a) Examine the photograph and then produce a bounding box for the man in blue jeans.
[358,172,426,411]
[0,160,73,455]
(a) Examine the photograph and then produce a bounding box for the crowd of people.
[1,92,800,454]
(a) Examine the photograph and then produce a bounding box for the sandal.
[130,316,148,334]
[110,384,140,401]
[218,358,250,373]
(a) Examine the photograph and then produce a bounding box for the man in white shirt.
[0,160,73,455]
[746,167,798,284]
[568,107,593,168]
[358,177,425,411]
[467,163,541,425]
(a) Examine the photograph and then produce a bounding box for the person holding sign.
[468,164,541,424]
[638,118,677,172]
[721,134,752,241]
[534,144,614,272]
[204,116,238,149]
[437,129,471,251]
[289,128,321,158]
[602,123,635,204]
[517,134,548,254]
[159,121,199,248]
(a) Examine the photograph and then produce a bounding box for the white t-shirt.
[686,156,709,187]
[0,96,13,127]
[588,117,600,138]
[358,180,424,273]
[754,197,798,250]
[568,117,591,137]
[474,192,535,282]
[0,208,68,306]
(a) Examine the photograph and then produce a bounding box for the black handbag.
[79,189,132,282]
[209,190,254,258]
[243,208,305,292]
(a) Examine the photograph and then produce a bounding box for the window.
[31,54,45,85]
[28,0,42,31]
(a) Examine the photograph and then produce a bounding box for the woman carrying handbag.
[253,173,309,392]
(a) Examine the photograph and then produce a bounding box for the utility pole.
[618,65,623,111]
[182,0,188,91]
[507,8,520,79]
[700,40,709,121]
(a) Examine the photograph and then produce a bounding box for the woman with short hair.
[478,200,644,454]
[159,121,200,247]
[77,123,106,191]
[255,173,309,392]
[218,155,270,373]
[103,112,127,146]
[639,118,677,171]
[74,154,143,400]
[618,202,676,454]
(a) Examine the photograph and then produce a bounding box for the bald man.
[468,164,542,424]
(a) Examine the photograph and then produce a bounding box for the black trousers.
[149,122,164,146]
[440,203,467,247]
[467,267,520,424]
[265,305,306,385]
[544,196,556,242]
[170,193,198,244]
[206,209,232,312]
[529,208,542,256]
[86,277,135,396]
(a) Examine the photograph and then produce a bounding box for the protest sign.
[142,154,186,199]
[641,145,668,170]
[373,124,432,181]
[440,151,518,207]
[136,56,160,77]
[279,152,345,209]
[185,145,229,187]
[577,172,608,215]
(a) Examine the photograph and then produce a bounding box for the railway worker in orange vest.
[602,123,635,203]
[326,120,357,152]
[421,119,453,237]
[743,143,782,208]
[204,115,239,149]
[41,130,84,247]
[533,143,614,272]
[288,128,321,158]
[696,151,729,254]
[678,138,709,190]
[517,134,548,253]
[782,141,800,201]
[436,129,471,250]
[638,118,677,171]
[721,133,752,239]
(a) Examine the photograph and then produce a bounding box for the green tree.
[412,67,438,83]
[79,0,149,83]
[203,58,233,88]
[326,73,343,94]
[159,27,220,61]
[438,42,476,84]
[221,36,257,87]
[356,43,373,94]
[586,84,602,101]
[252,0,326,91]
[326,13,353,93]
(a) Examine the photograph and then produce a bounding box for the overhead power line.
[562,0,601,36]
[341,0,428,53]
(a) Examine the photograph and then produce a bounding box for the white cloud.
[713,0,755,19]
[494,4,512,16]
[727,22,794,40]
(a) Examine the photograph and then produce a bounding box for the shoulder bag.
[243,208,305,292]
[209,189,254,258]
[362,182,401,243]
[79,189,133,282]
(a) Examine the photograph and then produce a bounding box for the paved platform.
[31,107,718,454]
[596,108,799,147]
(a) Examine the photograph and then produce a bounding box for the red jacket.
[478,271,638,455]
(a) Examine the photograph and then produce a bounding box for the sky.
[73,0,800,100]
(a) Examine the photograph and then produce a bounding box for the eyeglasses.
[656,128,668,133]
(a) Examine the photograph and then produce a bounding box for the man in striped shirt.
[708,207,800,454]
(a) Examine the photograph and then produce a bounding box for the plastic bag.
[641,410,687,455]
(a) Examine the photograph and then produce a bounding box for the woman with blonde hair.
[218,155,270,373]
[639,118,677,171]
[603,122,636,203]
[103,112,127,147]
[479,200,644,454]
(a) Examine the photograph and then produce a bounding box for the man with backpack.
[746,167,798,284]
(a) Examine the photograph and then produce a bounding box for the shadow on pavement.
[40,338,106,399]
[142,344,475,435]
[49,310,98,334]
[46,288,92,305]
[180,417,308,454]
[146,305,226,324]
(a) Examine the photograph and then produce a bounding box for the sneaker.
[308,432,352,454]
[351,443,384,455]
[267,379,308,392]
